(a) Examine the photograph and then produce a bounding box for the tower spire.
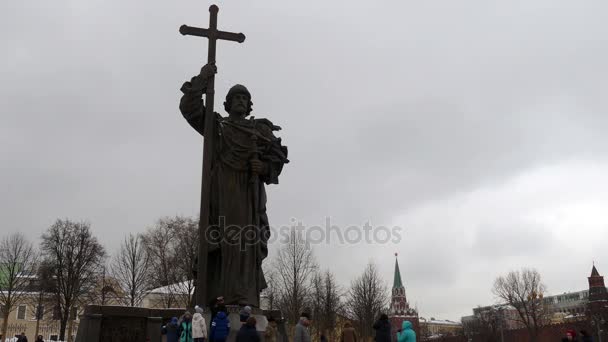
[393,252,403,289]
[587,262,608,320]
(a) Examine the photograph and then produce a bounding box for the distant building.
[544,289,588,316]
[0,272,81,341]
[389,253,419,341]
[141,280,193,309]
[419,317,462,338]
[587,264,608,340]
[466,304,524,331]
[462,263,608,333]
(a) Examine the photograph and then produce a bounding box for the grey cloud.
[472,221,556,259]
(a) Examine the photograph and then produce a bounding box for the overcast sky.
[2,0,608,320]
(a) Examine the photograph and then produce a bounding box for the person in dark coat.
[210,296,226,331]
[580,330,593,342]
[372,314,392,342]
[236,316,260,342]
[35,336,44,342]
[211,297,225,319]
[163,317,180,342]
[294,312,312,342]
[240,306,252,323]
[16,332,28,342]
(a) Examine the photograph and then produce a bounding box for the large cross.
[179,4,246,307]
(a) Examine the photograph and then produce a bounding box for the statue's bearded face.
[229,93,250,117]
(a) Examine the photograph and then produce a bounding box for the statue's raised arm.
[179,64,217,136]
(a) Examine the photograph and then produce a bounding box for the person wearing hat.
[396,321,416,342]
[210,307,231,342]
[193,306,208,342]
[240,306,253,323]
[163,317,180,342]
[294,313,312,342]
[236,316,260,342]
[563,329,579,342]
[179,65,289,308]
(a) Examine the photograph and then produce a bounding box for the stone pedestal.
[75,305,284,342]
[75,306,184,342]
[74,313,102,342]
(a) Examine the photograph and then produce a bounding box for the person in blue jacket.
[210,310,231,342]
[396,321,416,342]
[162,317,180,342]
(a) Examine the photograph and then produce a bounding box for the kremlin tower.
[587,263,608,339]
[389,253,419,341]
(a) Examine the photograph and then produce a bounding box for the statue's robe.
[180,87,288,307]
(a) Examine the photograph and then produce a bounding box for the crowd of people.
[6,332,45,342]
[161,296,417,342]
[21,304,595,342]
[13,298,596,342]
[291,310,417,342]
[161,296,267,342]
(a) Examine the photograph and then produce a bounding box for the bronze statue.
[179,64,288,307]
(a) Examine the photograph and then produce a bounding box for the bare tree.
[0,233,38,340]
[172,217,198,307]
[83,263,124,307]
[28,260,56,338]
[111,233,151,307]
[492,268,547,342]
[41,219,106,342]
[310,270,343,341]
[262,264,280,311]
[272,230,317,324]
[463,306,505,342]
[345,262,389,341]
[310,272,324,338]
[141,216,198,308]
